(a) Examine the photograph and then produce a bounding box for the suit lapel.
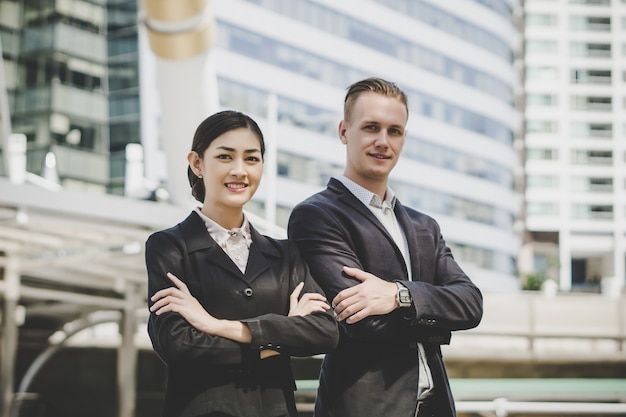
[394,202,422,281]
[329,179,420,281]
[179,211,247,281]
[330,179,395,242]
[243,225,281,284]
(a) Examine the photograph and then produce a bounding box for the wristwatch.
[395,282,412,308]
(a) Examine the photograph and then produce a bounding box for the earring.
[198,174,203,179]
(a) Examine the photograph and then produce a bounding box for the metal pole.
[0,256,20,417]
[0,34,14,177]
[265,93,278,227]
[117,284,139,417]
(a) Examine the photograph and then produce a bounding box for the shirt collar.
[194,207,253,248]
[335,175,397,212]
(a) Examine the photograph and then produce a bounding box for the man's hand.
[288,282,331,317]
[332,266,398,324]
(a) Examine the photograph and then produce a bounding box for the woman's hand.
[150,272,252,343]
[288,282,331,317]
[150,272,219,333]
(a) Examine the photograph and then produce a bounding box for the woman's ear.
[187,151,203,177]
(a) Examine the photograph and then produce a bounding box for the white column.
[264,93,278,226]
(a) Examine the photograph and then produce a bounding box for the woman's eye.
[246,156,260,162]
[216,154,231,160]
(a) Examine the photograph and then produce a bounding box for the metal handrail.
[456,398,626,416]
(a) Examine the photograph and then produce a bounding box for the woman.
[146,110,339,417]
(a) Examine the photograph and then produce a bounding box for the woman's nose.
[230,159,246,176]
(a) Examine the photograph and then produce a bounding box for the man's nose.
[374,132,390,147]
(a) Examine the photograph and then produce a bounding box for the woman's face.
[191,128,264,212]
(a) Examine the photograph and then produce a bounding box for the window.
[571,96,612,111]
[571,122,613,138]
[570,15,611,31]
[571,177,613,192]
[571,69,611,84]
[527,202,558,216]
[526,13,557,27]
[527,175,559,188]
[527,148,557,160]
[570,42,611,57]
[572,150,612,164]
[526,40,558,53]
[527,120,558,133]
[570,0,610,4]
[526,94,557,106]
[526,66,558,81]
[572,204,613,220]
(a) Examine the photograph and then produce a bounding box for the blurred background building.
[0,0,140,195]
[520,0,626,294]
[1,0,523,292]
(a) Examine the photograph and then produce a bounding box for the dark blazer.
[288,178,483,417]
[146,212,339,417]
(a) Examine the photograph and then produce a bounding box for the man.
[288,77,483,417]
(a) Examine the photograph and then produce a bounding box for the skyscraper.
[521,0,626,292]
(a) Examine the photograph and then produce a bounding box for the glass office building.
[0,0,140,195]
[200,0,523,291]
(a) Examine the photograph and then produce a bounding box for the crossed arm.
[332,266,399,324]
[150,272,330,343]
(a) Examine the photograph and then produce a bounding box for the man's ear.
[338,120,349,145]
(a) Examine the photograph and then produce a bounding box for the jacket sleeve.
[242,241,339,357]
[146,230,253,368]
[401,228,483,332]
[288,201,482,345]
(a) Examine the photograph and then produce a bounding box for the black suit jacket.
[146,212,339,417]
[288,178,483,417]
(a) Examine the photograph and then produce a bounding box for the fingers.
[290,282,304,301]
[289,282,304,314]
[150,286,181,303]
[289,290,331,316]
[150,294,182,315]
[342,266,369,282]
[167,272,190,294]
[332,286,357,308]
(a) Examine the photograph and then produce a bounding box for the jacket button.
[243,288,253,297]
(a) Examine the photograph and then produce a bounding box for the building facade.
[140,0,522,292]
[0,0,140,195]
[521,0,626,292]
[1,0,522,292]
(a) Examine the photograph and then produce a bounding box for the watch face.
[400,292,411,303]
